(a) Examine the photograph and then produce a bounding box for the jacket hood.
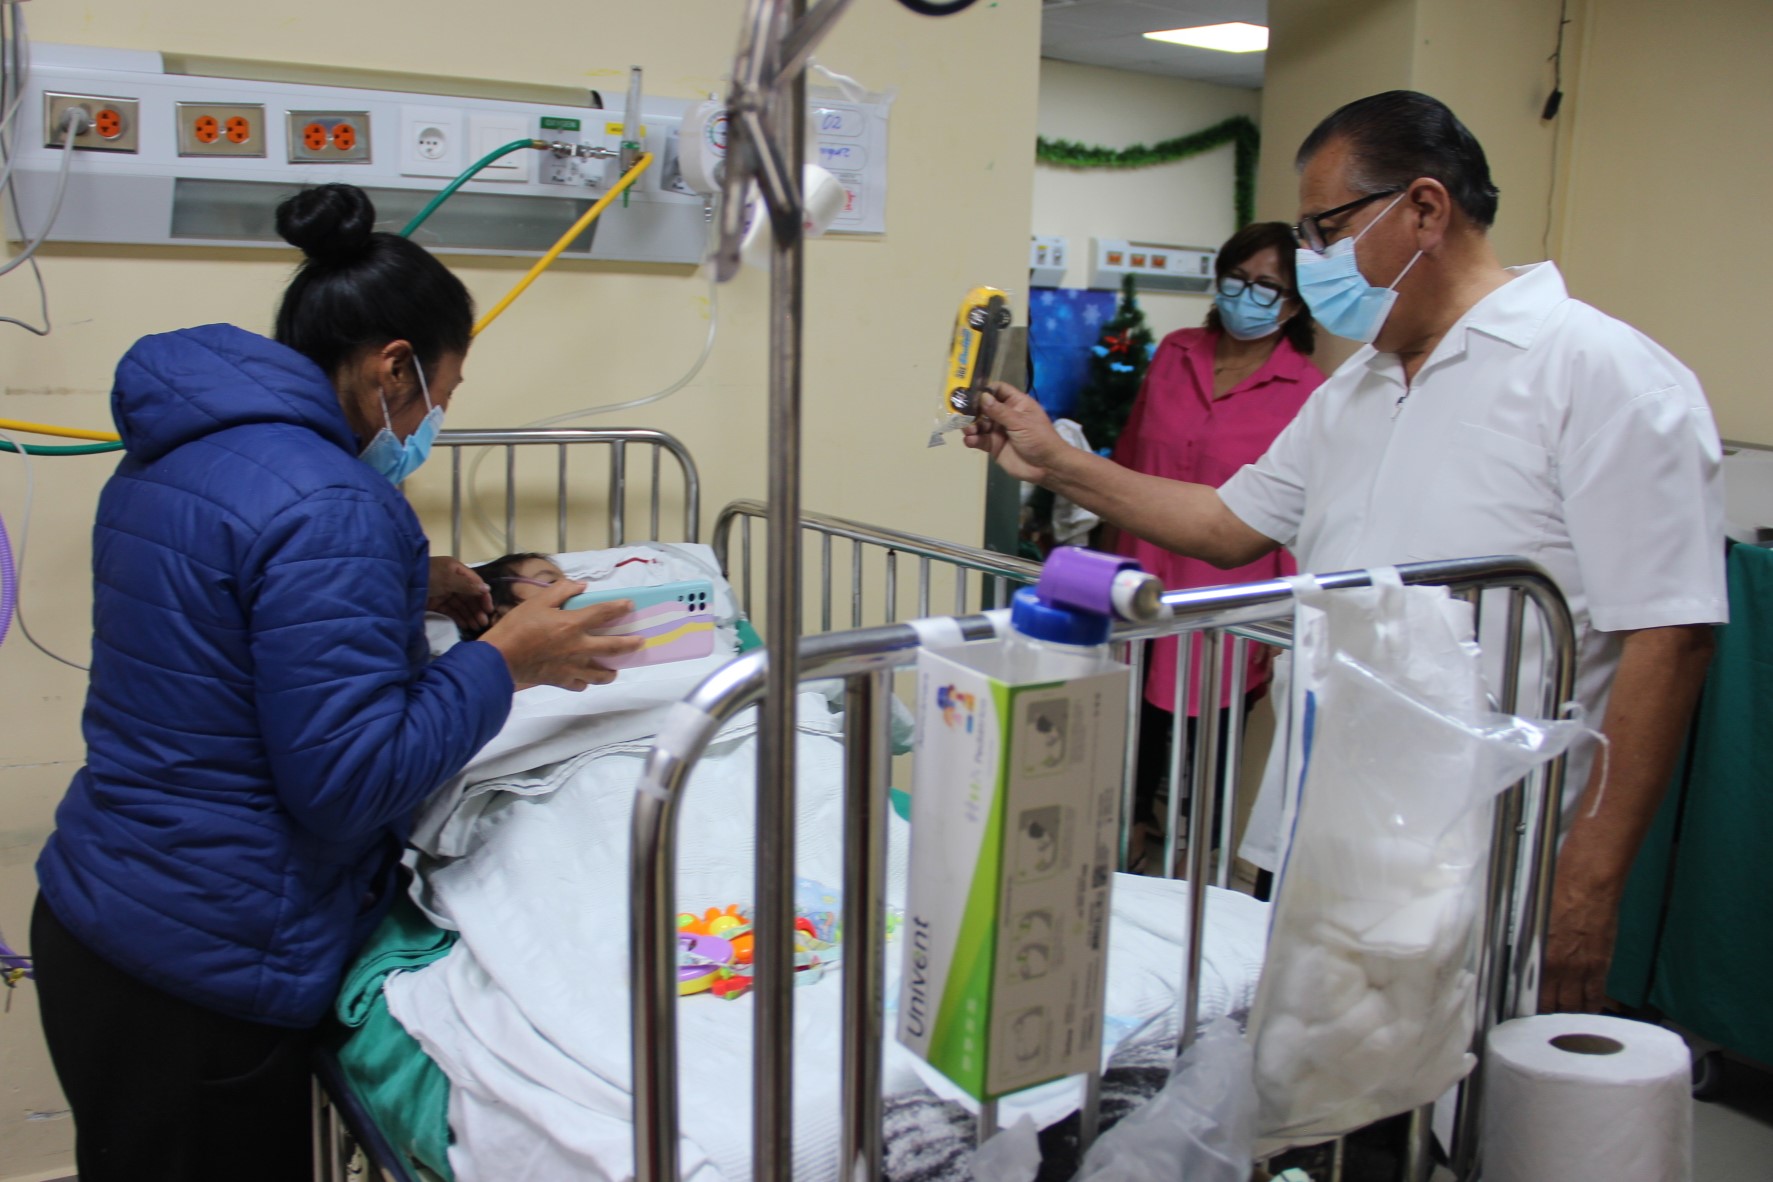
[112,324,357,463]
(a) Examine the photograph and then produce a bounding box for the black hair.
[1204,221,1316,356]
[1295,91,1500,228]
[473,552,554,612]
[273,183,475,386]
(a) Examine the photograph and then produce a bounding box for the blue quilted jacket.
[36,325,513,1028]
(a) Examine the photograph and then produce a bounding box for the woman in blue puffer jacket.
[30,184,641,1181]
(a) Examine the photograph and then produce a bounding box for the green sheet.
[334,894,458,1180]
[1609,541,1773,1063]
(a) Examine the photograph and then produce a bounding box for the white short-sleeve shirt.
[1221,261,1727,824]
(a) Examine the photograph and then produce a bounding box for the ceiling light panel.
[1143,21,1269,53]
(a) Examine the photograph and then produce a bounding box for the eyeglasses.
[1293,188,1403,254]
[1218,276,1290,308]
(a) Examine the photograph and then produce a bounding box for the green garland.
[1035,114,1260,231]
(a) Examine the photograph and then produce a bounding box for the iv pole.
[629,4,977,1178]
[718,2,850,1178]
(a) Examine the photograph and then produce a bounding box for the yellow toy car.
[930,285,1014,447]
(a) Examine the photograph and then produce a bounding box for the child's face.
[507,557,569,602]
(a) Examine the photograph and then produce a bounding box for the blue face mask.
[358,362,443,486]
[1213,284,1288,341]
[1293,192,1423,344]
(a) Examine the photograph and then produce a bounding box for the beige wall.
[1255,0,1416,225]
[1260,0,1771,441]
[0,3,1038,1175]
[1557,0,1773,444]
[1033,59,1260,339]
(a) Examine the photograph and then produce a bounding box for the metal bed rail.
[630,555,1577,1182]
[420,427,702,558]
[712,498,1041,633]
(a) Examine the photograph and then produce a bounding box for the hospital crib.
[311,428,1052,1181]
[630,548,1576,1182]
[312,428,1577,1182]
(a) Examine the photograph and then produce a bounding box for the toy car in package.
[929,285,1014,447]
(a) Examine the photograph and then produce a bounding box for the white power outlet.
[399,105,464,178]
[468,113,532,182]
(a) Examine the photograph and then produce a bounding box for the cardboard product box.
[897,638,1129,1101]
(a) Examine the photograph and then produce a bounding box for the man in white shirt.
[966,91,1724,1013]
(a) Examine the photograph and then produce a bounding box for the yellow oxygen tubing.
[0,416,121,444]
[2,154,656,448]
[471,152,653,338]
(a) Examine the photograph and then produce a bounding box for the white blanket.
[387,696,1270,1182]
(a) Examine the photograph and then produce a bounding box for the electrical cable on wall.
[1541,0,1571,259]
[0,427,92,671]
[462,190,724,552]
[0,4,54,336]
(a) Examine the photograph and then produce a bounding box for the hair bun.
[275,183,376,264]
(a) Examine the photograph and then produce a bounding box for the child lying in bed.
[470,551,767,651]
[475,552,570,627]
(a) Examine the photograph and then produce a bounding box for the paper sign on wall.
[811,94,890,235]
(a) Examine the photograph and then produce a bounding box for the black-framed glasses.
[1218,276,1289,308]
[1293,188,1403,254]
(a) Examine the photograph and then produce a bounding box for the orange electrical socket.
[287,111,371,163]
[93,108,125,140]
[176,102,265,157]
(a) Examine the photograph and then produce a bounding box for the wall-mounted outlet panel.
[399,104,463,178]
[9,43,711,264]
[287,110,370,163]
[1089,238,1215,293]
[42,91,139,152]
[176,102,265,158]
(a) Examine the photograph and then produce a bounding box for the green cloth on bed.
[335,894,458,1181]
[736,616,765,653]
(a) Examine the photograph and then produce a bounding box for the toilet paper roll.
[1482,1013,1691,1182]
[740,164,847,269]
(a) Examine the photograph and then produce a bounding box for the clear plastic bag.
[1073,1018,1257,1182]
[1247,572,1582,1148]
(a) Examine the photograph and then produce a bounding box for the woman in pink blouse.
[1109,222,1325,877]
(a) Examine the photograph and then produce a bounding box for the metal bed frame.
[630,554,1576,1182]
[311,421,1575,1181]
[713,498,1041,632]
[417,427,702,557]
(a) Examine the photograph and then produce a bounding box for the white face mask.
[357,361,443,486]
[1293,192,1424,344]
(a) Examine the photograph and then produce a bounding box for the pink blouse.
[1110,327,1324,715]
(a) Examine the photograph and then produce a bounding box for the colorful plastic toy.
[677,932,734,995]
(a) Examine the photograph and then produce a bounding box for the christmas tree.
[1072,272,1154,457]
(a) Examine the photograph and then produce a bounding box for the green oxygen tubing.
[399,138,549,238]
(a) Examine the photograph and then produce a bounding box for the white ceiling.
[1041,0,1268,89]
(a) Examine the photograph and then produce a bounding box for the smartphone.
[561,579,718,670]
